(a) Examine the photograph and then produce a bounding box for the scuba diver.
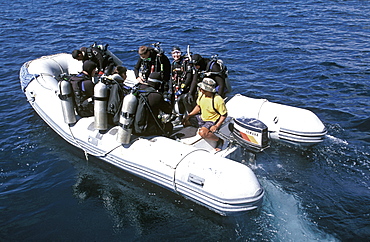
[187,53,228,103]
[72,43,114,75]
[170,46,194,120]
[133,43,171,96]
[68,60,97,117]
[107,66,127,83]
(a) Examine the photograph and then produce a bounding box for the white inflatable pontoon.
[226,95,327,146]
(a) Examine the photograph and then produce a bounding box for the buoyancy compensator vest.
[205,56,228,78]
[133,86,163,135]
[203,56,232,95]
[139,58,152,82]
[68,73,94,117]
[107,81,131,125]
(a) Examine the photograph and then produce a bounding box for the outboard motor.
[117,92,138,144]
[229,117,269,152]
[58,79,76,124]
[94,80,108,130]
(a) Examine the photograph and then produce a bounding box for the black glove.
[186,93,194,104]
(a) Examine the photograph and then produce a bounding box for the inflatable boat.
[19,53,265,215]
[19,52,326,215]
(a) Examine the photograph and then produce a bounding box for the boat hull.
[20,53,264,215]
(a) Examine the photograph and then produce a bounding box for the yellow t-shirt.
[197,92,227,122]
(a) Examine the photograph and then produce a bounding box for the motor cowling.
[230,117,269,152]
[58,80,76,124]
[117,92,138,144]
[94,81,108,130]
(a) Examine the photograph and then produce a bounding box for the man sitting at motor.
[182,78,227,151]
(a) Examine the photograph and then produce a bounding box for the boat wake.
[254,179,339,241]
[326,134,348,145]
[195,173,341,241]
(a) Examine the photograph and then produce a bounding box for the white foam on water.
[259,178,339,241]
[326,135,348,145]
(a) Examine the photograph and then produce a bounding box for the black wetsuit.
[134,48,171,93]
[171,56,194,88]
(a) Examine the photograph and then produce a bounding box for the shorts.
[189,115,216,130]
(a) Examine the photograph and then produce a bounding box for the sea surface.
[1,0,369,241]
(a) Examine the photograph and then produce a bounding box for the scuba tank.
[94,80,108,130]
[174,85,181,114]
[117,91,138,144]
[225,76,232,94]
[58,79,76,124]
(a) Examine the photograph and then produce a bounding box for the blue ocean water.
[1,0,369,240]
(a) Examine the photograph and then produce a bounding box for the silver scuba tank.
[94,80,108,130]
[174,99,180,114]
[117,92,138,144]
[105,49,123,66]
[225,76,232,94]
[58,80,76,124]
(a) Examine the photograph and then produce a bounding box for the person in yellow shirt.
[182,78,227,151]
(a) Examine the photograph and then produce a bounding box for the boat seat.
[171,126,203,145]
[172,126,220,150]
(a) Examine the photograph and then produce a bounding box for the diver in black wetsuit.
[72,45,112,74]
[133,44,171,95]
[170,46,194,115]
[68,60,97,117]
[187,54,227,101]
